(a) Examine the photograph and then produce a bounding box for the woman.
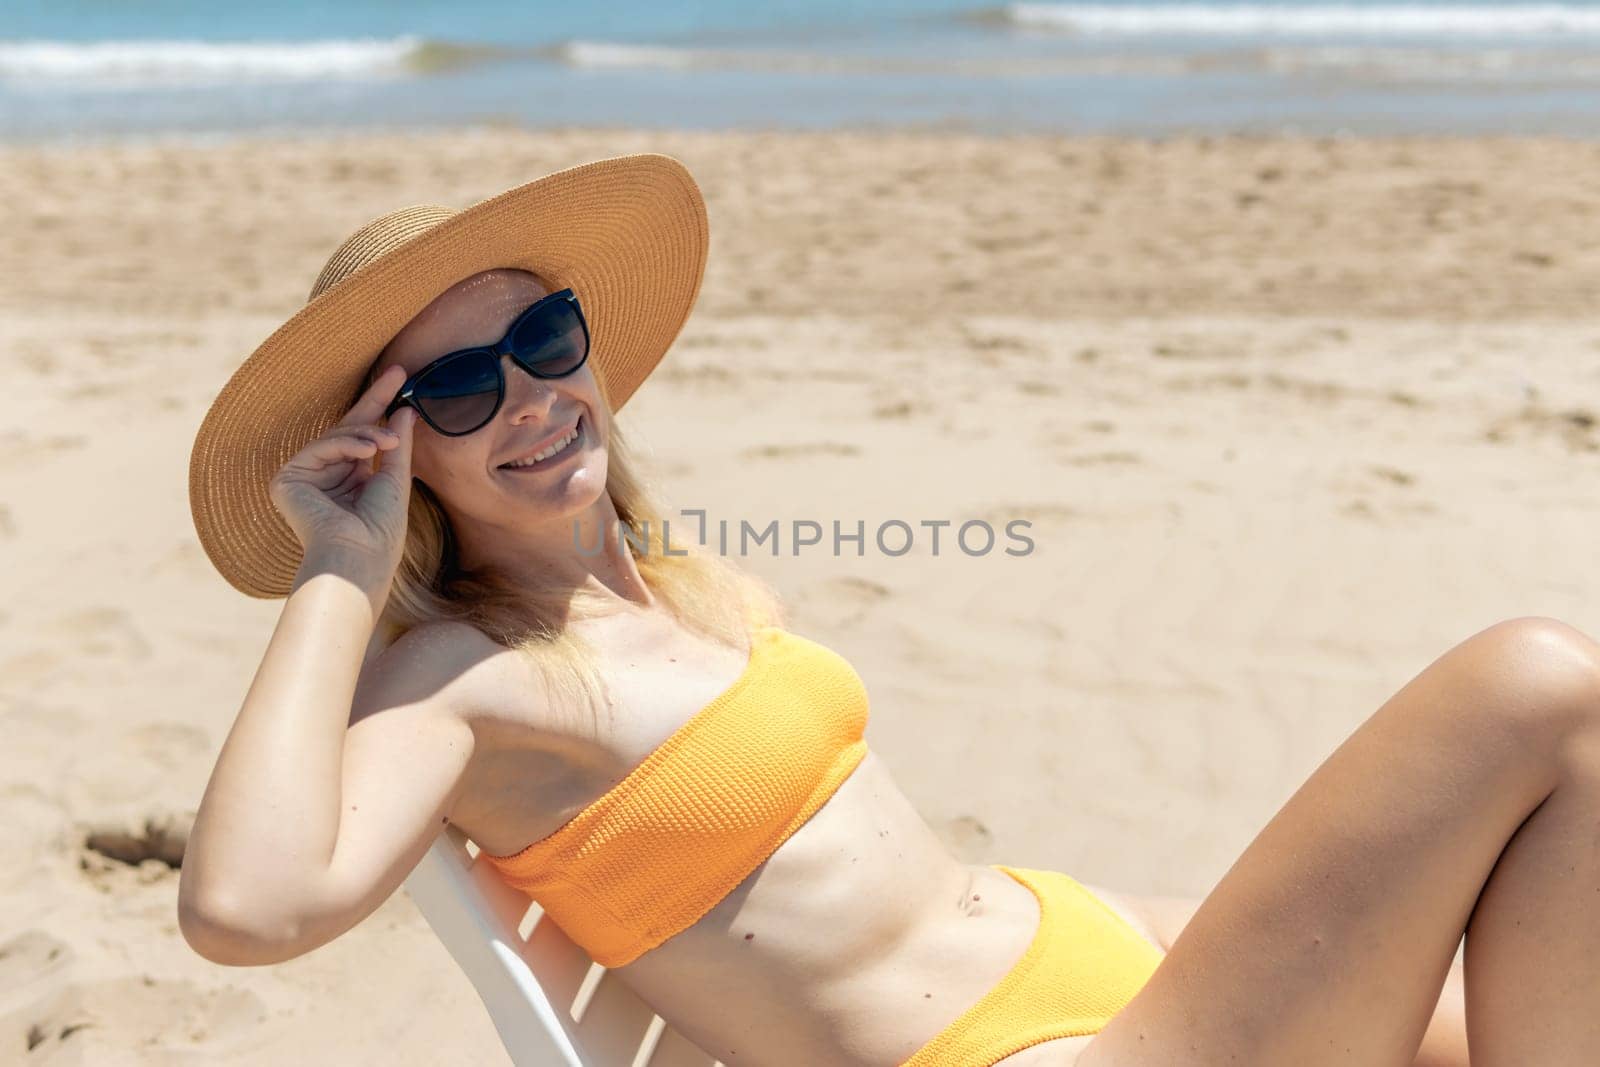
[175,154,1599,1066]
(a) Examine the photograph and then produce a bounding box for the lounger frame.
[404,824,725,1067]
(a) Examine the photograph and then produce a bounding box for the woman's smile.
[498,414,585,474]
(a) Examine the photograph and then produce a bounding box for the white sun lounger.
[403,823,726,1067]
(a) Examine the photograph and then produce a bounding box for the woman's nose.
[501,354,558,420]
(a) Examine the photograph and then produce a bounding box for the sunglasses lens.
[413,351,501,434]
[510,299,587,377]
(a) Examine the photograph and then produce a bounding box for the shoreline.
[14,117,1600,149]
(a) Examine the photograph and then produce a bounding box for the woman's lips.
[499,416,583,473]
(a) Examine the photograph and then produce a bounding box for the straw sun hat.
[188,153,709,600]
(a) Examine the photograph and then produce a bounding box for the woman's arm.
[176,552,474,964]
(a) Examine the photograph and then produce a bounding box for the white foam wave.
[1003,3,1600,36]
[0,37,426,88]
[1261,44,1600,80]
[550,40,868,73]
[554,41,706,70]
[537,37,1600,82]
[548,39,1196,76]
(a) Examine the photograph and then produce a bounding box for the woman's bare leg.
[1076,616,1600,1066]
[1416,955,1468,1067]
[1109,894,1469,1066]
[1462,696,1600,1061]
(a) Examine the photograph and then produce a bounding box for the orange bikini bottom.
[900,866,1164,1067]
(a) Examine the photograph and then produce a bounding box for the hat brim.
[188,152,708,599]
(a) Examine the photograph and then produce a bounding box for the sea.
[5,0,1600,141]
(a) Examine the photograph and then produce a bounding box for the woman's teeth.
[502,420,580,469]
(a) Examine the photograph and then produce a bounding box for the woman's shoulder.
[363,617,504,670]
[358,619,527,724]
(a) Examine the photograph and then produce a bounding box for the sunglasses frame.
[382,288,590,437]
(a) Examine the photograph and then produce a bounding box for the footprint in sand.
[0,929,80,1060]
[1341,499,1378,521]
[958,327,1031,354]
[740,442,861,460]
[1368,464,1416,487]
[1060,450,1141,467]
[794,576,892,631]
[80,810,193,871]
[0,432,86,469]
[81,975,267,1060]
[978,503,1080,527]
[8,960,268,1064]
[18,346,58,376]
[47,607,152,662]
[0,648,63,688]
[1165,372,1251,394]
[1259,372,1348,405]
[1482,403,1600,450]
[828,576,891,628]
[124,723,210,773]
[657,362,736,386]
[870,399,920,419]
[831,576,890,601]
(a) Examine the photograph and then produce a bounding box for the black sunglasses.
[383,288,590,437]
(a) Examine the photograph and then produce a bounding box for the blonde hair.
[364,271,785,723]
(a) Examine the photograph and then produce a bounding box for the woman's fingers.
[290,426,398,469]
[269,394,414,556]
[335,363,408,429]
[362,407,416,515]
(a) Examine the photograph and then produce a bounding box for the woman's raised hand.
[268,364,418,578]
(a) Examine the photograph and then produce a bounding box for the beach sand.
[3,126,1599,1063]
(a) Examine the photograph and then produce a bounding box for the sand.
[3,125,1599,1063]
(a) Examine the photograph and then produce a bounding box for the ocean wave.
[0,37,490,88]
[996,3,1600,37]
[547,41,708,71]
[1260,44,1600,81]
[541,38,1199,76]
[8,30,1597,96]
[517,38,1600,82]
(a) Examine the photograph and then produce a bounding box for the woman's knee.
[1451,616,1600,748]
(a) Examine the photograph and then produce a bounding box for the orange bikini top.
[479,625,871,967]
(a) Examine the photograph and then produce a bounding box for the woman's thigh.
[1117,892,1468,1067]
[989,896,1467,1065]
[1073,617,1600,1067]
